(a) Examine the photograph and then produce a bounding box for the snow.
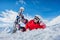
[46,15,60,26]
[0,23,60,40]
[0,10,60,40]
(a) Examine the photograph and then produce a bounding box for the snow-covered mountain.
[0,10,60,40]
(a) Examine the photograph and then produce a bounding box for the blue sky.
[0,0,60,20]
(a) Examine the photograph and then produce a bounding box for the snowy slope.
[46,15,60,26]
[0,23,60,40]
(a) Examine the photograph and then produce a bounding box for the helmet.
[20,7,24,11]
[34,15,41,20]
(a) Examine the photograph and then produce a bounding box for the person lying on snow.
[25,15,46,31]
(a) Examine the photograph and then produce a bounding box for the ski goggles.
[34,17,40,21]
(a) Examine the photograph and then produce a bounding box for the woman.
[25,15,46,31]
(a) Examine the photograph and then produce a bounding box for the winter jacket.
[26,20,46,30]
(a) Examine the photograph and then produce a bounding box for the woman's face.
[34,18,40,23]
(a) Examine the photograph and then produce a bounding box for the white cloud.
[19,0,26,4]
[0,10,17,23]
[16,0,26,5]
[32,0,39,5]
[0,10,18,27]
